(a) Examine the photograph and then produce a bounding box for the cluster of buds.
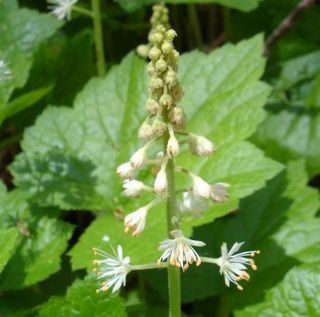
[95,3,259,295]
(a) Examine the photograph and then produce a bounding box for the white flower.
[0,60,11,83]
[211,183,230,202]
[124,206,149,236]
[216,242,259,290]
[158,230,205,270]
[123,179,146,197]
[138,121,153,140]
[189,134,215,156]
[47,0,78,20]
[178,191,208,215]
[191,174,212,199]
[167,128,179,158]
[117,162,137,180]
[154,163,168,195]
[93,244,131,293]
[130,147,148,169]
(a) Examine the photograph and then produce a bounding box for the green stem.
[217,296,230,317]
[91,0,106,76]
[164,127,181,317]
[72,5,94,18]
[187,4,203,49]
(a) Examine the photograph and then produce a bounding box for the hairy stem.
[91,0,106,76]
[164,126,181,317]
[264,0,316,55]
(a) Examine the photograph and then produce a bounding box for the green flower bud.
[155,59,167,72]
[161,41,173,55]
[150,77,164,90]
[170,85,184,102]
[149,32,163,44]
[136,44,150,58]
[159,93,173,108]
[166,29,177,40]
[146,98,160,115]
[165,69,177,87]
[155,25,166,33]
[138,121,154,140]
[149,47,161,60]
[172,49,180,59]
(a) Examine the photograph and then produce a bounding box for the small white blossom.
[216,242,259,290]
[93,244,131,293]
[167,129,179,158]
[154,162,168,195]
[47,0,78,20]
[117,162,137,180]
[211,183,230,202]
[123,179,146,197]
[130,147,148,169]
[138,121,153,140]
[124,206,149,236]
[178,191,208,216]
[158,230,205,270]
[191,174,212,199]
[0,60,11,83]
[189,134,215,157]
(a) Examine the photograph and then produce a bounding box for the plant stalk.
[164,125,181,317]
[91,0,106,76]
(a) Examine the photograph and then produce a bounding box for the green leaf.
[0,85,53,124]
[0,189,74,290]
[235,264,320,317]
[0,228,20,273]
[38,276,127,317]
[115,0,262,12]
[253,51,320,177]
[0,0,61,105]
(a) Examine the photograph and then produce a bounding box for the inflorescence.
[94,2,259,294]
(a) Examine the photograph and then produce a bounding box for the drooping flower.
[93,244,131,293]
[191,174,212,199]
[210,183,230,202]
[123,179,148,198]
[47,0,78,20]
[154,160,168,195]
[178,191,208,216]
[124,206,149,236]
[158,229,205,270]
[0,60,11,83]
[216,242,259,290]
[117,162,137,180]
[188,134,215,157]
[130,147,148,169]
[167,126,179,158]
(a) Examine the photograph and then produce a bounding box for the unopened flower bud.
[189,134,215,157]
[149,32,163,44]
[154,167,168,195]
[161,41,173,55]
[167,130,179,158]
[149,47,161,60]
[165,70,177,87]
[171,85,184,102]
[138,121,153,140]
[166,29,177,40]
[130,147,147,169]
[211,183,230,202]
[117,162,137,180]
[147,62,155,76]
[146,98,160,115]
[150,77,164,90]
[155,25,166,33]
[191,175,212,199]
[169,107,187,130]
[172,49,180,59]
[152,119,167,136]
[123,179,145,197]
[136,44,150,58]
[159,94,173,108]
[155,59,167,72]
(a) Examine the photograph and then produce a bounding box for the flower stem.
[164,126,181,317]
[91,0,106,76]
[72,5,94,18]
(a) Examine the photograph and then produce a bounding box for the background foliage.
[0,0,319,316]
